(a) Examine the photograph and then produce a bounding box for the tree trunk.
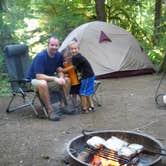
[0,0,7,10]
[0,0,4,50]
[94,0,106,21]
[154,0,162,45]
[0,0,9,50]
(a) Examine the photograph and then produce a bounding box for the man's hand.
[57,67,63,73]
[58,77,66,85]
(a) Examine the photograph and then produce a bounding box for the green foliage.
[0,0,166,96]
[28,0,93,42]
[0,74,11,96]
[0,51,5,72]
[105,0,165,67]
[0,50,11,96]
[148,48,163,65]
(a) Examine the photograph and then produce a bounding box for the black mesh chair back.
[3,44,41,115]
[3,44,31,92]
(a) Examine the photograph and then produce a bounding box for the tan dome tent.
[59,21,155,79]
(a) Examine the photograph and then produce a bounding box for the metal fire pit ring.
[66,130,164,166]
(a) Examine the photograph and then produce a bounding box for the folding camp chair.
[3,44,49,117]
[154,71,166,107]
[92,80,102,106]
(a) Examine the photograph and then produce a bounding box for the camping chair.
[154,71,166,107]
[92,80,102,106]
[3,44,48,117]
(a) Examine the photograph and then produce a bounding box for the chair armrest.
[9,79,31,83]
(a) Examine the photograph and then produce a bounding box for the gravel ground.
[0,74,166,166]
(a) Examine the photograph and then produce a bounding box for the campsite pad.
[0,74,166,165]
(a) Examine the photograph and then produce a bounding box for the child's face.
[69,43,79,56]
[63,53,68,60]
[63,53,71,62]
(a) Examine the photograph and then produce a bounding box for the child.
[59,49,81,107]
[67,41,95,113]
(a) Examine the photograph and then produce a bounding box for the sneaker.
[49,111,61,121]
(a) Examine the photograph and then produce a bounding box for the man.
[26,37,70,121]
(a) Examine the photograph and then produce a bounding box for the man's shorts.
[31,79,60,91]
[79,76,95,96]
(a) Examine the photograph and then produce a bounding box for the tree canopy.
[0,0,166,68]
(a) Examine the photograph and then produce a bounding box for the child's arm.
[63,65,74,72]
[57,65,74,73]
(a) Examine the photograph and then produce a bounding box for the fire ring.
[66,130,164,166]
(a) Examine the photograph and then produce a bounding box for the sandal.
[88,106,95,112]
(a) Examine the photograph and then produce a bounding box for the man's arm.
[36,73,65,85]
[36,73,55,81]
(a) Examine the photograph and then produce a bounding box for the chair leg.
[93,93,102,107]
[6,93,16,112]
[6,93,33,112]
[6,92,39,116]
[26,93,39,116]
[92,80,102,107]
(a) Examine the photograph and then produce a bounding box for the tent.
[59,21,155,79]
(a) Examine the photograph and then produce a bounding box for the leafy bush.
[0,74,11,96]
[148,48,164,65]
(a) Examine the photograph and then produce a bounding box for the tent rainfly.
[59,21,155,79]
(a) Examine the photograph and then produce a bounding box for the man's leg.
[31,79,60,120]
[37,80,52,113]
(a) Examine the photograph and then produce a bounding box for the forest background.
[0,0,165,96]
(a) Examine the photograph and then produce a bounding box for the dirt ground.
[0,74,166,166]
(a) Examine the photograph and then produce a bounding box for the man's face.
[69,44,79,56]
[48,38,59,57]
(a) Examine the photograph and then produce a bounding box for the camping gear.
[92,80,102,106]
[163,95,166,104]
[154,71,166,107]
[3,44,42,115]
[59,21,155,79]
[66,130,164,166]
